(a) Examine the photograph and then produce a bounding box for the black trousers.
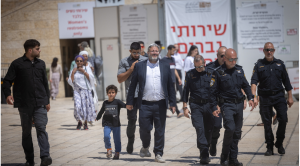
[139,100,166,156]
[211,112,222,144]
[18,106,50,162]
[190,102,214,157]
[221,102,243,159]
[175,69,183,100]
[259,92,287,148]
[127,98,138,143]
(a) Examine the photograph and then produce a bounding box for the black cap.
[155,40,162,46]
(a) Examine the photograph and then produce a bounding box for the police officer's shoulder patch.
[210,78,215,87]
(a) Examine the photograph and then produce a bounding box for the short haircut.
[167,45,175,50]
[106,84,118,94]
[130,42,141,50]
[217,46,227,55]
[147,43,160,52]
[194,54,205,64]
[138,41,145,45]
[23,39,40,52]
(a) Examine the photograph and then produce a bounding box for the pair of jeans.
[18,106,50,162]
[104,126,121,152]
[139,99,167,156]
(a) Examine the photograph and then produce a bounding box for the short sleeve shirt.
[117,55,148,98]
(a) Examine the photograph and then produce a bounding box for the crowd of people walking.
[2,39,294,166]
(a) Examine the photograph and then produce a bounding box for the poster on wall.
[58,2,95,39]
[120,5,148,49]
[95,0,124,7]
[165,0,233,63]
[237,2,284,48]
[287,68,299,94]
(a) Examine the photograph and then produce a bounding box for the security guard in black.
[210,49,254,166]
[182,55,214,164]
[250,42,293,156]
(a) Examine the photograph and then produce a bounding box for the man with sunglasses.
[117,42,147,154]
[251,42,293,156]
[206,46,227,156]
[182,55,214,164]
[210,48,255,166]
[138,41,148,57]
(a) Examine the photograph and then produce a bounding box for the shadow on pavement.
[8,125,21,127]
[238,152,265,155]
[1,163,25,166]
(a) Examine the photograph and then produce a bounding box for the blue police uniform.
[206,60,223,155]
[182,68,214,163]
[251,58,292,153]
[210,63,253,165]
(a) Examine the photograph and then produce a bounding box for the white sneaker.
[140,147,151,157]
[155,154,165,163]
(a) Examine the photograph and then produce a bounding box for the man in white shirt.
[126,43,176,163]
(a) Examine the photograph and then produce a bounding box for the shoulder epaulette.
[254,59,263,65]
[215,66,224,75]
[235,64,243,68]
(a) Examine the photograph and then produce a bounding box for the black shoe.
[25,161,35,166]
[40,156,52,166]
[84,123,88,130]
[76,121,82,130]
[200,156,210,164]
[229,159,243,166]
[209,144,217,156]
[264,148,274,156]
[113,152,120,160]
[220,154,229,166]
[277,145,285,154]
[126,140,134,154]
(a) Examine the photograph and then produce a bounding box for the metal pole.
[158,0,167,57]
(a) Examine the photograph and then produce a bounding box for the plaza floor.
[1,98,299,166]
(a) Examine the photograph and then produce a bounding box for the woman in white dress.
[68,55,96,130]
[183,45,199,74]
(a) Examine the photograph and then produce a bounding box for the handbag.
[83,67,95,98]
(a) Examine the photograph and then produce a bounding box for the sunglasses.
[195,65,204,69]
[227,58,238,62]
[141,46,144,48]
[220,55,225,58]
[131,52,140,55]
[264,49,275,52]
[76,60,83,62]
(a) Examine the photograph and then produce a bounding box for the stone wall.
[1,0,154,98]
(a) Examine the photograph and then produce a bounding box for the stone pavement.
[1,98,299,166]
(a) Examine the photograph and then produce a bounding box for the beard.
[149,56,158,62]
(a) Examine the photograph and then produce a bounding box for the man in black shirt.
[2,39,52,166]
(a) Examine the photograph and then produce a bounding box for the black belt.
[258,89,284,96]
[219,96,245,104]
[189,98,209,104]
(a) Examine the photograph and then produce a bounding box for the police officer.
[206,46,227,156]
[251,42,293,156]
[210,48,254,166]
[182,55,214,164]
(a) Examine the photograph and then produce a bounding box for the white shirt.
[67,66,94,90]
[142,60,165,101]
[184,56,195,72]
[172,52,184,70]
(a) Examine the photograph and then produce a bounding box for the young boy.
[96,85,126,159]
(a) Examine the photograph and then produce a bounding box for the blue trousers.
[139,99,166,156]
[104,126,121,152]
[221,102,244,160]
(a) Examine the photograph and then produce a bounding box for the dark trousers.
[18,106,50,162]
[221,102,243,159]
[127,98,138,143]
[259,92,287,148]
[175,69,183,100]
[211,113,222,144]
[190,103,214,157]
[169,83,181,115]
[139,99,166,156]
